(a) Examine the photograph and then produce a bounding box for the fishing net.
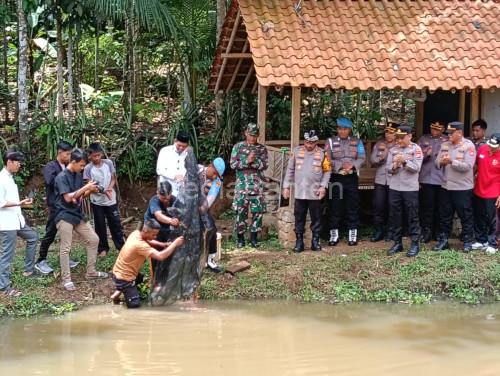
[149,148,210,306]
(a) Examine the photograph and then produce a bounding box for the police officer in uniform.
[433,122,476,252]
[230,123,269,248]
[282,130,331,252]
[386,125,423,257]
[370,122,398,242]
[418,121,448,243]
[325,117,366,246]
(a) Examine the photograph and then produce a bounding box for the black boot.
[387,241,403,256]
[370,227,384,242]
[406,241,420,257]
[311,233,321,252]
[384,230,393,242]
[294,233,305,253]
[432,234,449,251]
[348,229,358,246]
[237,233,245,248]
[421,227,432,243]
[250,232,260,248]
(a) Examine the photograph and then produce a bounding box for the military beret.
[487,133,500,148]
[395,124,413,136]
[246,122,259,136]
[384,122,399,134]
[304,130,319,142]
[430,121,445,130]
[447,121,464,132]
[336,117,353,129]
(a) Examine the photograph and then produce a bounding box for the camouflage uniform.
[230,135,268,235]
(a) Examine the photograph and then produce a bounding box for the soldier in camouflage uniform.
[370,122,398,242]
[418,121,448,243]
[324,117,366,246]
[230,123,269,248]
[282,130,331,252]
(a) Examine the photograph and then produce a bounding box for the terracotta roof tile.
[210,0,500,92]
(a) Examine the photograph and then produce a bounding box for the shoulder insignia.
[468,146,475,156]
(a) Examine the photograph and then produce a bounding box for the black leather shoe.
[328,240,339,246]
[370,228,384,242]
[384,231,393,242]
[432,235,449,251]
[348,240,358,246]
[294,233,305,253]
[421,227,432,243]
[250,232,260,248]
[387,242,403,256]
[237,233,245,248]
[311,234,321,251]
[406,241,420,257]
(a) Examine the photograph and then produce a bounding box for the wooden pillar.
[291,87,301,148]
[257,84,268,144]
[415,101,424,138]
[459,89,466,123]
[471,88,480,123]
[289,86,301,207]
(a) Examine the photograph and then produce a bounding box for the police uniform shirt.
[325,136,366,173]
[370,138,396,185]
[386,142,423,191]
[418,134,448,185]
[435,138,476,191]
[283,145,331,200]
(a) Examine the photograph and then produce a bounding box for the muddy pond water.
[1,301,499,375]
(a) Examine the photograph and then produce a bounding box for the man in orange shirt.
[112,219,184,308]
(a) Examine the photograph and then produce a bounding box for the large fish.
[149,148,210,306]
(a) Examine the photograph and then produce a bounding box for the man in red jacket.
[472,133,500,254]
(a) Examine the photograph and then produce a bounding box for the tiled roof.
[209,0,500,92]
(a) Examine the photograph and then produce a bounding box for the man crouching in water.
[111,219,184,308]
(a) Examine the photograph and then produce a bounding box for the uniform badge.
[468,146,475,156]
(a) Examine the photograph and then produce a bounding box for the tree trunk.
[56,13,64,119]
[127,4,136,124]
[2,1,9,123]
[17,0,28,137]
[67,26,74,119]
[216,0,226,42]
[94,18,100,90]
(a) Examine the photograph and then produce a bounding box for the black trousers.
[37,207,58,262]
[419,184,441,234]
[473,194,497,247]
[112,273,144,308]
[372,184,389,227]
[294,199,322,234]
[439,189,474,243]
[202,212,218,255]
[328,174,359,230]
[389,189,421,242]
[91,203,125,253]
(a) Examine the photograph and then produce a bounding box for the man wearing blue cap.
[199,157,225,272]
[324,117,366,246]
[434,121,476,252]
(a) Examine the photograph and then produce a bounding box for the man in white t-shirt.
[83,143,125,256]
[156,131,190,197]
[0,151,38,297]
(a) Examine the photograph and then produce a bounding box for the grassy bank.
[1,234,499,318]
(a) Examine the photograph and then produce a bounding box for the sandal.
[86,271,109,279]
[2,288,22,297]
[63,281,76,291]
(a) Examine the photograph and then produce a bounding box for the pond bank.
[1,236,499,318]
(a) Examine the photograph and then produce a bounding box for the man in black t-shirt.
[143,181,179,243]
[54,149,108,291]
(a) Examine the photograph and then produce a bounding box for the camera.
[94,183,105,194]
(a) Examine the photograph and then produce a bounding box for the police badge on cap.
[304,130,319,142]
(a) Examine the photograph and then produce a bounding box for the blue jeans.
[0,226,38,291]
